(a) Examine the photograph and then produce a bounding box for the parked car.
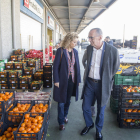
[81,41,90,49]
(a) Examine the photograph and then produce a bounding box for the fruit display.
[24,67,35,75]
[6,101,32,124]
[30,81,43,90]
[0,126,18,140]
[13,49,25,55]
[30,103,48,113]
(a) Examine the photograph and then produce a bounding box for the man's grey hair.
[90,28,103,36]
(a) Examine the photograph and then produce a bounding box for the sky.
[79,0,140,44]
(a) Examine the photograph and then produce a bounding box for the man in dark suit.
[80,28,120,140]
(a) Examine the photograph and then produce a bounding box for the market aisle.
[46,48,140,140]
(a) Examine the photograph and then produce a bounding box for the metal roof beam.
[51,6,106,9]
[59,18,93,20]
[76,0,94,32]
[68,0,71,32]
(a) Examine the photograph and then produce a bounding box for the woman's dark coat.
[53,47,81,103]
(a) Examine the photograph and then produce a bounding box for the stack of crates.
[118,85,140,128]
[43,64,52,88]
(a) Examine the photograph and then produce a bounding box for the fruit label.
[12,87,15,89]
[130,123,135,126]
[33,87,36,89]
[12,81,15,83]
[26,72,29,74]
[30,63,33,65]
[13,58,15,60]
[22,81,25,83]
[1,75,4,77]
[47,86,49,87]
[132,104,139,106]
[133,93,140,96]
[46,80,49,82]
[2,81,5,83]
[2,87,5,89]
[7,66,10,68]
[17,66,20,68]
[22,87,25,89]
[12,75,15,77]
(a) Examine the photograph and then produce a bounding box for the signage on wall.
[24,0,43,19]
[48,16,54,28]
[56,24,59,33]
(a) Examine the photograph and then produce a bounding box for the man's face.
[88,30,102,49]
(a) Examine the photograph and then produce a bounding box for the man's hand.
[54,82,59,88]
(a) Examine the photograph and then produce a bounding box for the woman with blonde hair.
[53,32,81,130]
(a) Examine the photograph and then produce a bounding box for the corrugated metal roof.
[43,0,117,33]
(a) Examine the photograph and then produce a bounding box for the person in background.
[105,36,113,46]
[77,40,80,48]
[82,49,96,117]
[80,28,120,140]
[53,32,81,131]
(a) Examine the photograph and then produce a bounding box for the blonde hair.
[60,32,78,49]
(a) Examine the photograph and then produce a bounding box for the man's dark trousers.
[82,77,106,132]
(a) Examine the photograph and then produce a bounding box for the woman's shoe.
[59,124,65,130]
[64,117,68,124]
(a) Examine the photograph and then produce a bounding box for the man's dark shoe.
[59,124,65,130]
[81,123,94,135]
[96,132,103,140]
[64,117,68,124]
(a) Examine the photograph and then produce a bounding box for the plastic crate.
[30,81,43,90]
[4,70,22,78]
[118,108,140,119]
[114,74,140,85]
[42,120,49,140]
[0,113,4,134]
[19,75,32,84]
[14,63,26,70]
[120,85,140,99]
[0,91,15,113]
[5,63,14,69]
[13,49,25,55]
[1,84,9,89]
[9,84,19,89]
[5,100,32,125]
[9,78,18,84]
[0,72,8,78]
[10,55,23,61]
[43,65,52,72]
[33,72,43,81]
[19,84,30,89]
[118,118,140,128]
[14,112,48,140]
[24,67,35,75]
[0,78,8,84]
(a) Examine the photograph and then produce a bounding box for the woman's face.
[69,38,78,49]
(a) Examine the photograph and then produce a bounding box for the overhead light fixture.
[93,0,100,3]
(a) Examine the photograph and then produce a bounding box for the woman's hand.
[55,82,59,88]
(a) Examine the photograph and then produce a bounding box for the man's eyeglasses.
[88,36,97,40]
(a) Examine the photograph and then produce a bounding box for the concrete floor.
[45,46,140,140]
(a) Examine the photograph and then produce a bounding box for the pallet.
[0,85,43,92]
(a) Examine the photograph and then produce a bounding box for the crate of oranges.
[30,81,43,90]
[14,112,47,140]
[5,100,32,125]
[29,100,50,117]
[33,71,43,81]
[0,124,19,139]
[118,118,140,128]
[118,108,140,119]
[13,49,25,55]
[0,91,15,113]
